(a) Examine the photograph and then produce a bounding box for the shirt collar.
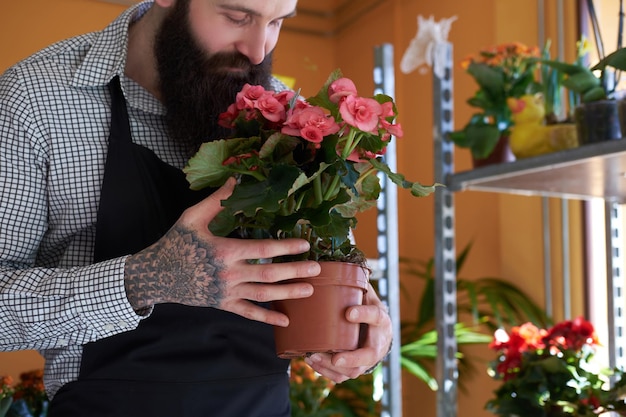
[71,1,153,88]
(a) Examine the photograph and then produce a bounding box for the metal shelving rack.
[373,43,402,417]
[433,42,626,417]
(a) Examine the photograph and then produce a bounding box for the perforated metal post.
[433,42,458,417]
[373,43,402,417]
[605,202,626,376]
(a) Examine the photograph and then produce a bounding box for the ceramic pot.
[574,99,622,144]
[472,135,516,168]
[273,261,369,359]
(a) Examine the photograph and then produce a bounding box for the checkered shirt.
[0,1,289,399]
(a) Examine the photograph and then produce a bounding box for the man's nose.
[236,28,267,65]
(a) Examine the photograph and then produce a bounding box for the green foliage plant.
[449,43,542,159]
[399,243,550,391]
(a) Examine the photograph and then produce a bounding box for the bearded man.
[0,1,393,416]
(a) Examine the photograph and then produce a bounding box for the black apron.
[48,77,290,417]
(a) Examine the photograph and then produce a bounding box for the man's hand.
[304,283,392,382]
[123,177,320,326]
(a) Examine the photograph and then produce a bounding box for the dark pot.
[574,100,622,144]
[618,99,626,139]
[273,261,369,359]
[472,135,516,168]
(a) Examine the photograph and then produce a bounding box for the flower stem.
[323,174,341,201]
[313,174,323,205]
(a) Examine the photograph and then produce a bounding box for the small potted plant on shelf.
[184,69,437,357]
[537,0,626,144]
[485,317,626,417]
[537,39,626,144]
[449,42,541,167]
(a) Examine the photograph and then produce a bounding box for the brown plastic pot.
[273,261,370,359]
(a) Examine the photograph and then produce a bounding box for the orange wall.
[1,1,585,417]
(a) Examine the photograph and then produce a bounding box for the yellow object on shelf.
[507,94,578,159]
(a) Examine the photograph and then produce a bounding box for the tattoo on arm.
[124,225,225,310]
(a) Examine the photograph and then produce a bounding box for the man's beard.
[154,0,273,153]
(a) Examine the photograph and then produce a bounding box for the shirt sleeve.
[0,67,145,352]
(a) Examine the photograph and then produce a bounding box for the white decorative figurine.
[400,15,457,78]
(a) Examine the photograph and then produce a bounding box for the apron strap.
[108,76,132,145]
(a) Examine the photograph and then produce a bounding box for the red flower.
[544,316,599,351]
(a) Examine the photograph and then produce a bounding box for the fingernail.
[349,308,359,320]
[301,285,314,297]
[299,241,311,252]
[309,263,320,275]
[335,357,346,367]
[309,354,321,363]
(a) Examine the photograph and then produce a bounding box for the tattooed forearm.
[124,225,226,310]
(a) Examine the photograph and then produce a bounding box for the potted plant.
[0,370,48,417]
[184,69,437,357]
[289,357,380,417]
[485,318,626,417]
[537,0,626,144]
[449,42,541,167]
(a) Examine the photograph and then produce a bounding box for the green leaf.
[184,137,259,190]
[222,164,300,216]
[306,68,343,111]
[561,70,602,95]
[368,158,440,197]
[464,123,501,159]
[581,86,608,102]
[539,58,586,75]
[467,62,506,104]
[400,357,439,391]
[592,47,626,72]
[208,207,238,236]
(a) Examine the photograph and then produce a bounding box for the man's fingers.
[346,304,388,326]
[228,281,314,303]
[189,177,236,221]
[234,238,313,260]
[224,299,291,327]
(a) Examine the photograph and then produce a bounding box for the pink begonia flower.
[255,94,287,123]
[282,106,341,144]
[380,120,404,138]
[328,78,358,103]
[377,102,403,137]
[274,90,296,106]
[339,95,383,133]
[345,147,386,163]
[236,84,268,109]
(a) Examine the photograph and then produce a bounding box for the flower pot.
[273,261,369,359]
[574,99,622,144]
[618,99,626,139]
[471,135,516,168]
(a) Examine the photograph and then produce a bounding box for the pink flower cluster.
[218,77,403,160]
[219,84,295,130]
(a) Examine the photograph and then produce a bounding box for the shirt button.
[118,321,128,329]
[103,324,115,332]
[58,339,68,347]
